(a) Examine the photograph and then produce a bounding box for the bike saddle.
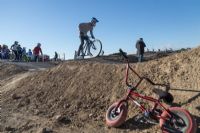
[159,92,174,104]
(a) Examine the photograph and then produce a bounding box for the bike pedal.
[92,45,96,50]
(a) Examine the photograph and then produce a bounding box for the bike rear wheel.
[9,52,15,61]
[159,107,197,133]
[90,39,102,57]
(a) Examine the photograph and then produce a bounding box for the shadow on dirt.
[120,113,200,132]
[170,88,200,106]
[196,106,200,111]
[101,52,173,64]
[71,51,176,65]
[119,115,156,131]
[168,88,200,132]
[181,92,200,106]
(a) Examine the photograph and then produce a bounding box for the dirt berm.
[1,46,200,133]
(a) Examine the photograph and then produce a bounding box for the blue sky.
[0,0,200,59]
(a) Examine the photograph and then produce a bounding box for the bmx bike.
[105,49,197,133]
[75,37,102,59]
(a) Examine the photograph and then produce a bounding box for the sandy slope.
[1,46,200,133]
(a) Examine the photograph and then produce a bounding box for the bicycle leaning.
[74,37,103,59]
[105,49,197,133]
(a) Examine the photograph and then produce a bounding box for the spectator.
[21,47,27,62]
[135,38,146,62]
[2,44,9,59]
[27,49,33,61]
[22,47,26,55]
[5,45,10,59]
[33,43,43,62]
[0,45,2,59]
[11,41,19,61]
[17,45,22,61]
[54,51,58,61]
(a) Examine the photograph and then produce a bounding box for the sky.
[0,0,200,59]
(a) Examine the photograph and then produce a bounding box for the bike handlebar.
[119,49,128,60]
[119,49,170,91]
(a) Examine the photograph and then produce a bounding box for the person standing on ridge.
[135,38,146,62]
[54,51,58,61]
[76,17,99,58]
[33,43,43,62]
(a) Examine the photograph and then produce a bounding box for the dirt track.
[1,47,200,133]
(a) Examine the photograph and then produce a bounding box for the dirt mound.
[1,46,200,133]
[0,62,28,80]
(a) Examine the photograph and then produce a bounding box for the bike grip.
[119,49,128,59]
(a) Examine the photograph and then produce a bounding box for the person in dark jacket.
[54,51,58,61]
[135,38,146,62]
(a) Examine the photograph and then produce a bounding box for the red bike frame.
[116,59,172,121]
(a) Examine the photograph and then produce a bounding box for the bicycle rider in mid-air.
[77,17,99,58]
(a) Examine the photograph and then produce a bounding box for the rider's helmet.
[91,17,99,26]
[91,17,99,23]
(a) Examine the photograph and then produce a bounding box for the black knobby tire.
[106,102,128,127]
[160,107,197,133]
[90,39,102,57]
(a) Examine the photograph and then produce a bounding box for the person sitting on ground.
[135,38,146,62]
[77,17,99,57]
[33,43,43,62]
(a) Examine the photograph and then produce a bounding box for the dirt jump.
[1,46,200,133]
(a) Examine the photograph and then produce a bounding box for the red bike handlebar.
[119,49,170,90]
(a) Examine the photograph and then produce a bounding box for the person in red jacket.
[33,43,43,62]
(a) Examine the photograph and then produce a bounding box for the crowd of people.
[0,41,43,62]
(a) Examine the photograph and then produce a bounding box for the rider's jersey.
[79,22,94,36]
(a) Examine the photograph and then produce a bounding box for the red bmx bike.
[105,49,197,133]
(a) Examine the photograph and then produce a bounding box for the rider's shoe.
[87,52,93,56]
[80,51,85,56]
[76,56,84,60]
[92,45,96,50]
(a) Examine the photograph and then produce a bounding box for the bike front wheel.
[90,39,102,57]
[159,107,197,133]
[106,101,128,127]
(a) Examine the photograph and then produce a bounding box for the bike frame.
[116,59,172,121]
[82,38,93,57]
